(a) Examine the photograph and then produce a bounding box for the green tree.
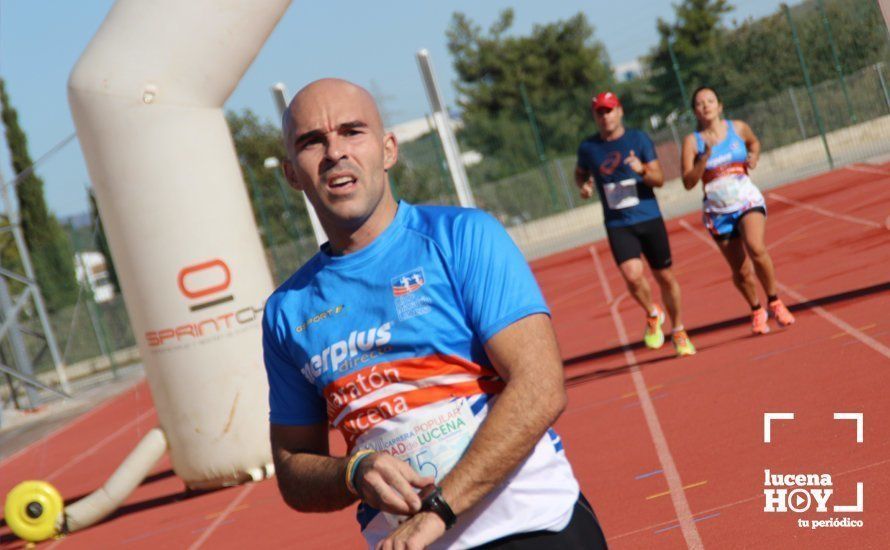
[88,189,120,294]
[647,0,733,114]
[226,109,311,247]
[0,78,77,311]
[642,0,887,119]
[447,9,614,175]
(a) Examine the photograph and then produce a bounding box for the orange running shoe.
[751,307,770,335]
[769,299,795,327]
[672,330,697,356]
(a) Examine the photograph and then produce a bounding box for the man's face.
[593,106,623,134]
[282,80,397,230]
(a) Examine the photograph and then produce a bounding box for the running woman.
[681,86,795,334]
[576,91,695,356]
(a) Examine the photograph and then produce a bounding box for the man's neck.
[324,196,399,256]
[600,125,626,142]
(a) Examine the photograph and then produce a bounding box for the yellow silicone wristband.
[345,450,375,495]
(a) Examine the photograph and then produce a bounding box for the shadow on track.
[562,280,890,384]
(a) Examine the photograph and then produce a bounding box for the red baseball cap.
[592,91,621,111]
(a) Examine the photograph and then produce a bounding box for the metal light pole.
[784,3,834,168]
[270,82,329,248]
[416,49,476,208]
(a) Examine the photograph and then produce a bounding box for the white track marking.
[777,284,890,361]
[188,483,256,550]
[769,192,882,229]
[677,220,890,361]
[47,408,156,481]
[845,163,890,176]
[589,247,704,549]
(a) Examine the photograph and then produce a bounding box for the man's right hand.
[354,452,434,515]
[580,181,594,199]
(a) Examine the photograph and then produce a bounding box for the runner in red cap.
[576,91,696,356]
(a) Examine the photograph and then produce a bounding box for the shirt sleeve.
[262,302,327,426]
[638,131,658,163]
[451,210,550,343]
[576,142,589,171]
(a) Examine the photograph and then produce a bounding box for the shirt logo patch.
[599,151,623,176]
[391,267,432,321]
[392,269,425,296]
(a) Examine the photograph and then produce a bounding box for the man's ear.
[383,132,398,171]
[282,159,303,191]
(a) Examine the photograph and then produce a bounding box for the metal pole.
[667,115,682,151]
[788,87,807,138]
[0,275,39,407]
[667,37,690,110]
[876,63,890,113]
[784,4,834,168]
[817,0,856,123]
[416,49,476,208]
[552,159,575,209]
[271,83,329,248]
[519,82,560,210]
[74,251,118,379]
[264,157,306,258]
[244,163,284,281]
[0,171,70,393]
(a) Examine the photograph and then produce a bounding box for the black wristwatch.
[419,484,457,530]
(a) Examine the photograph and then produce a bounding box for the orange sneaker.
[769,299,795,327]
[751,307,770,335]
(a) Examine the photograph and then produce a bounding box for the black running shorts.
[605,217,672,270]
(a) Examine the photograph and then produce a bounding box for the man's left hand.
[376,511,446,550]
[624,150,644,174]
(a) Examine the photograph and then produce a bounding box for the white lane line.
[188,483,256,550]
[46,408,156,481]
[769,192,883,229]
[0,384,143,469]
[589,247,704,549]
[677,220,890,361]
[608,457,890,542]
[777,283,890,361]
[845,164,890,176]
[589,245,614,303]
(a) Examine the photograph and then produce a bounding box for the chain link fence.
[5,0,890,409]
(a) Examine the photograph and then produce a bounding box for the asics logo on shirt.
[599,151,623,176]
[301,322,393,382]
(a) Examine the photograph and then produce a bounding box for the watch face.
[419,484,438,501]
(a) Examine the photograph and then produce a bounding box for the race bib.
[355,398,478,527]
[704,176,742,208]
[603,178,640,210]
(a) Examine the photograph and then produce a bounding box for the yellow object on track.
[4,480,63,542]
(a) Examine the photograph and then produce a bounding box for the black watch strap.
[420,485,457,530]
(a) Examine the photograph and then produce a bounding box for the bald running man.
[264,79,608,549]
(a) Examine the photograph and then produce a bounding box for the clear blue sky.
[0,0,787,220]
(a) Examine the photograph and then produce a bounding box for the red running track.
[2,162,889,549]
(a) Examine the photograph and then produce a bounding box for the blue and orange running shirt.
[263,202,579,549]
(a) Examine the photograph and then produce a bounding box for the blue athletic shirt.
[263,201,579,549]
[576,129,662,227]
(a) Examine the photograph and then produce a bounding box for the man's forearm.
[275,451,357,512]
[438,375,566,516]
[641,168,664,188]
[574,166,591,187]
